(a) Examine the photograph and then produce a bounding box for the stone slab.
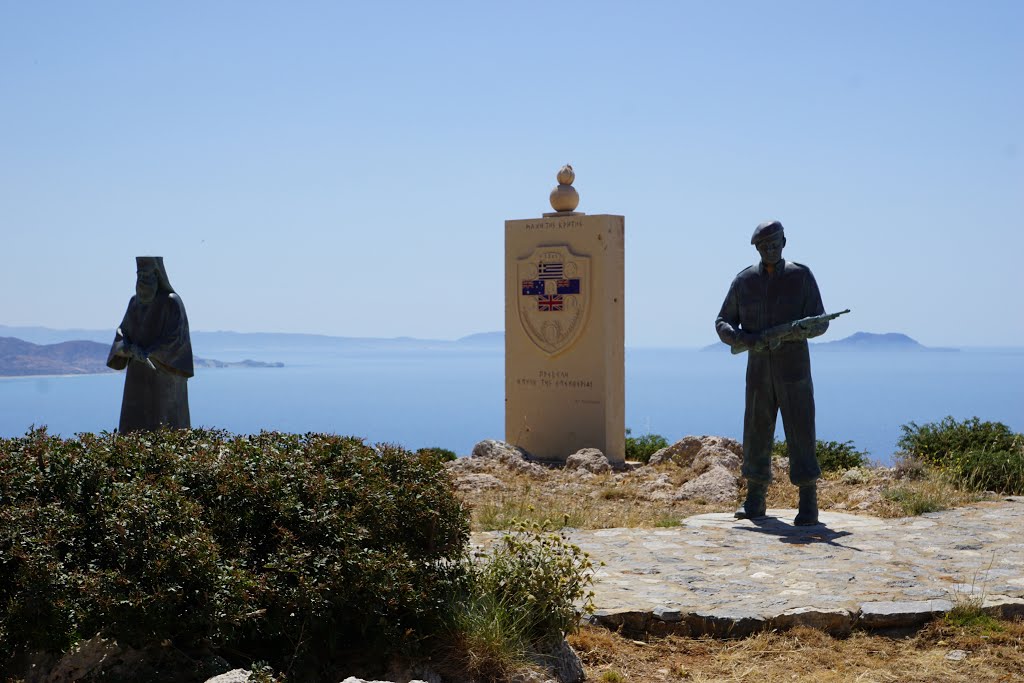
[478,498,1024,637]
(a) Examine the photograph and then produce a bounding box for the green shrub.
[771,439,869,471]
[439,522,595,680]
[472,522,595,648]
[416,446,458,463]
[0,427,470,679]
[949,447,1024,494]
[896,417,1023,495]
[625,429,669,463]
[897,416,1018,467]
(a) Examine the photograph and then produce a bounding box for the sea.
[1,346,1022,465]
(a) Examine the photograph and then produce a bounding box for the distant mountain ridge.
[0,325,506,355]
[0,337,283,377]
[0,338,114,376]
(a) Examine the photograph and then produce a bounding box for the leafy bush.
[625,429,669,463]
[0,428,470,679]
[950,447,1024,494]
[897,416,1018,467]
[474,522,595,647]
[897,417,1023,495]
[416,446,458,463]
[444,522,595,678]
[771,439,869,471]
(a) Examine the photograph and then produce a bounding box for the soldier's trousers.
[742,353,821,486]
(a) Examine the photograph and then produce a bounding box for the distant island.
[0,337,283,377]
[701,331,957,353]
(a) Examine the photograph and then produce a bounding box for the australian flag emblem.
[537,294,564,311]
[521,279,545,296]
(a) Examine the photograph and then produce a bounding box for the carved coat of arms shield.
[516,245,591,356]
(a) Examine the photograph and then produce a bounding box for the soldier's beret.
[751,220,785,245]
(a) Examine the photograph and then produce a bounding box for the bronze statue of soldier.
[716,221,846,526]
[107,256,194,433]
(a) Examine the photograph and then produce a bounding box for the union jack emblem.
[537,294,564,311]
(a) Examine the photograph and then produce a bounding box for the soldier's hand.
[793,322,827,340]
[737,331,761,349]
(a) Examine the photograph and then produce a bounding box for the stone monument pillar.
[505,166,625,463]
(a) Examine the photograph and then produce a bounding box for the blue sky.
[1,2,1021,347]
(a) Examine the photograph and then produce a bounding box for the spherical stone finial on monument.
[549,164,580,213]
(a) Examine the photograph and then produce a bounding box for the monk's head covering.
[136,256,175,294]
[751,220,785,245]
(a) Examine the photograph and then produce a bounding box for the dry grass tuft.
[876,469,989,518]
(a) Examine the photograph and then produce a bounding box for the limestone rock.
[700,435,743,458]
[510,671,556,683]
[467,439,547,477]
[647,435,704,466]
[636,472,675,501]
[42,636,128,683]
[676,464,739,503]
[566,448,612,474]
[691,445,741,475]
[451,472,506,492]
[648,435,743,468]
[205,670,252,683]
[841,467,870,485]
[472,438,530,462]
[549,638,585,683]
[772,456,790,479]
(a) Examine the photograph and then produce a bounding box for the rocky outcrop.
[469,439,547,476]
[645,436,743,503]
[565,448,612,474]
[647,435,742,468]
[205,671,253,683]
[547,638,585,683]
[450,472,506,492]
[445,439,549,493]
[676,465,738,503]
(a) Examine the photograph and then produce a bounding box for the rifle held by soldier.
[731,309,851,355]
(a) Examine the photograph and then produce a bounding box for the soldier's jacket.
[715,259,827,380]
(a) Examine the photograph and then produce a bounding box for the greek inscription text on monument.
[524,219,585,231]
[514,370,594,390]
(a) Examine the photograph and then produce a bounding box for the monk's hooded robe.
[106,257,193,433]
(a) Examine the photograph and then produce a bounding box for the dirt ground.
[569,618,1024,683]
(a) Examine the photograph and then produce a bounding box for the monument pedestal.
[504,211,625,463]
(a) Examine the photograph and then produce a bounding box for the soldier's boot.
[735,480,768,520]
[794,485,819,526]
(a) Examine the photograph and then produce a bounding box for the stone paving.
[480,497,1024,637]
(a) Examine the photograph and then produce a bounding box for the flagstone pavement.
[476,497,1024,637]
